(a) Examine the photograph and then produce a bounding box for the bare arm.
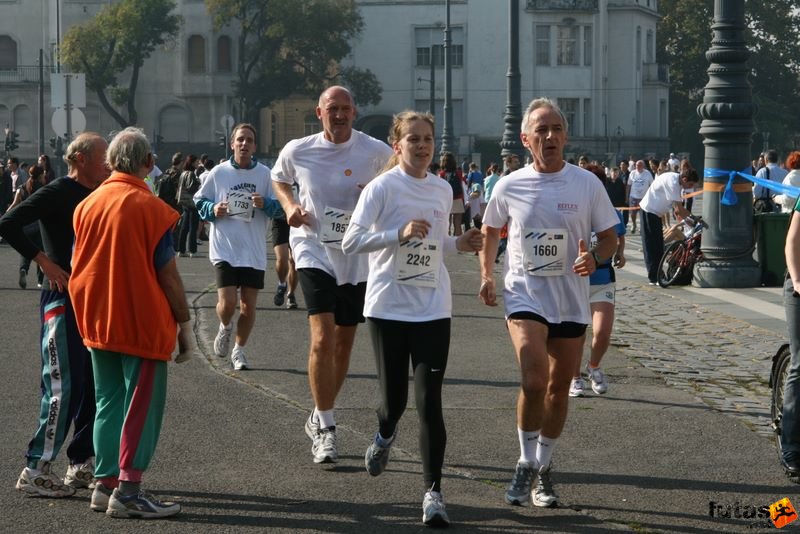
[786,214,800,294]
[156,257,190,324]
[478,225,501,306]
[273,182,311,227]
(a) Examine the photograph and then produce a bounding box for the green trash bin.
[756,212,791,286]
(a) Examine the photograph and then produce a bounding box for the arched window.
[13,104,32,140]
[159,105,191,142]
[646,30,654,63]
[0,35,17,70]
[187,35,205,73]
[636,27,642,66]
[217,36,232,72]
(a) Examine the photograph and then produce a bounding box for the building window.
[536,25,550,66]
[270,112,278,149]
[583,26,592,66]
[217,36,232,72]
[415,27,464,67]
[646,30,654,63]
[0,35,17,70]
[557,25,578,66]
[636,27,642,66]
[188,35,205,73]
[304,114,320,136]
[558,98,578,136]
[583,98,592,137]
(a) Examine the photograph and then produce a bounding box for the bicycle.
[657,216,708,288]
[770,343,797,478]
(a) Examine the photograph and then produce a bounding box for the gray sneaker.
[230,348,249,370]
[106,488,181,519]
[65,458,96,489]
[286,293,298,309]
[505,460,536,506]
[532,464,559,508]
[311,426,337,464]
[274,283,287,307]
[365,430,396,476]
[422,489,450,527]
[586,364,608,394]
[90,482,113,512]
[16,462,75,498]
[213,325,232,358]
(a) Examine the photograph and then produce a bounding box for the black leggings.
[368,317,450,492]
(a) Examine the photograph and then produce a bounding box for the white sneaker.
[213,324,232,358]
[568,377,585,397]
[16,462,75,498]
[586,364,608,394]
[422,489,450,527]
[310,426,338,464]
[90,482,113,512]
[64,458,96,489]
[230,347,249,370]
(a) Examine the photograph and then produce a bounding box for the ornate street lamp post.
[694,0,760,287]
[440,0,455,156]
[500,0,524,164]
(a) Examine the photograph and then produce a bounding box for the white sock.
[518,428,540,464]
[219,322,232,332]
[375,431,394,447]
[535,435,557,469]
[232,343,245,354]
[315,408,335,429]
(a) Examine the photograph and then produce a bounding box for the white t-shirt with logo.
[271,130,392,285]
[194,160,273,271]
[344,166,456,322]
[482,162,620,324]
[628,169,653,199]
[639,171,682,217]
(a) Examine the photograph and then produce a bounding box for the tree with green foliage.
[658,0,800,160]
[205,0,382,126]
[61,0,181,129]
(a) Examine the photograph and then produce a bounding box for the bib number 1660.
[533,244,558,256]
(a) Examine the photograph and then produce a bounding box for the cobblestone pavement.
[613,276,779,439]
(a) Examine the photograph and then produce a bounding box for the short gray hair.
[64,132,104,170]
[107,127,151,174]
[522,97,568,133]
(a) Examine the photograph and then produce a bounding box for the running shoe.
[568,377,585,398]
[65,458,96,489]
[286,293,298,309]
[274,282,287,306]
[505,460,535,506]
[213,324,232,358]
[311,426,338,464]
[90,482,113,512]
[106,488,181,519]
[18,268,27,289]
[422,489,450,527]
[304,412,320,440]
[586,364,608,394]
[230,347,249,370]
[16,462,75,498]
[365,430,396,476]
[532,464,559,508]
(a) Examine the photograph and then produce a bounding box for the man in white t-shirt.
[479,98,619,509]
[638,168,699,284]
[626,160,653,233]
[272,86,392,464]
[194,123,283,371]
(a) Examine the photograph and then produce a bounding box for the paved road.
[0,224,796,533]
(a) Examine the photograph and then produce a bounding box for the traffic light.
[49,137,57,149]
[6,130,19,152]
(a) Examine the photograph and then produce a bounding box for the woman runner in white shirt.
[342,111,481,528]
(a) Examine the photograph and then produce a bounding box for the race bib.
[226,190,253,222]
[320,206,353,247]
[522,228,568,276]
[395,239,441,288]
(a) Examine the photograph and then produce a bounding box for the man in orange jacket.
[70,127,193,519]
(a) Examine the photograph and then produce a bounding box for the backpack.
[445,171,462,200]
[155,169,180,209]
[176,170,200,209]
[754,167,775,214]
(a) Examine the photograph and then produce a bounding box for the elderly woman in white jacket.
[775,151,800,213]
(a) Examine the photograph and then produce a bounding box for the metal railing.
[0,65,66,84]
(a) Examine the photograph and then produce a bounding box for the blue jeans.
[783,277,800,462]
[640,210,664,283]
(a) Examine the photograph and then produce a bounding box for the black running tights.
[367,317,450,492]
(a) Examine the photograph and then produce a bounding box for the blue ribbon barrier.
[704,167,800,207]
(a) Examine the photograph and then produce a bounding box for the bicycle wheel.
[771,344,792,457]
[657,241,686,287]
